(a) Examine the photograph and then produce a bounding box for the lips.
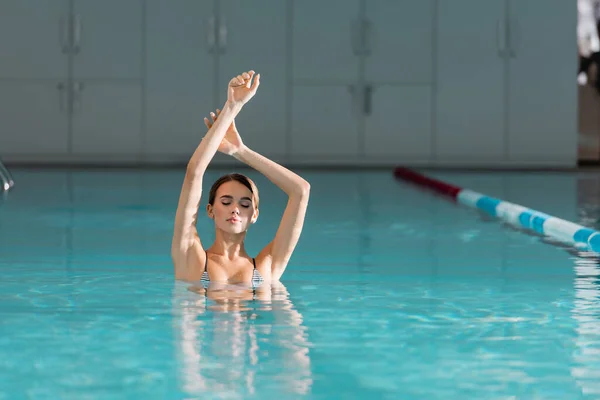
[227,217,241,223]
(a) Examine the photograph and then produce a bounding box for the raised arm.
[234,147,310,281]
[171,70,260,279]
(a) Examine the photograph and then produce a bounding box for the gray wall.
[0,0,578,168]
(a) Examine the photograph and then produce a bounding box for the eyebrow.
[219,195,252,202]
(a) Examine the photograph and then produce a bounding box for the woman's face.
[208,180,257,234]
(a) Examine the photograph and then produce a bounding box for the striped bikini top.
[200,251,264,289]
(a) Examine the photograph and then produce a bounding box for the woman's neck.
[209,230,248,260]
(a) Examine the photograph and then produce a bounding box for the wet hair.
[207,173,259,208]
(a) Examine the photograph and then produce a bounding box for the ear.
[206,204,214,219]
[251,208,259,224]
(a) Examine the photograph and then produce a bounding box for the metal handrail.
[0,158,14,191]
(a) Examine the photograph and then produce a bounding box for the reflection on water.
[577,173,600,230]
[171,281,312,398]
[571,254,600,397]
[574,170,600,400]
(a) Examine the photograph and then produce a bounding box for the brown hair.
[207,173,259,208]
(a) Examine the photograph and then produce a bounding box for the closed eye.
[220,201,250,208]
[219,195,252,208]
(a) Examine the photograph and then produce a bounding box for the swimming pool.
[1,167,599,399]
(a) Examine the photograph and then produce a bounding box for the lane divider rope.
[393,167,600,254]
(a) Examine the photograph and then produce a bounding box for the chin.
[219,224,247,235]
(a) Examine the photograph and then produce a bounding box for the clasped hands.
[203,70,260,156]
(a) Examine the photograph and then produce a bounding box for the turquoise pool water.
[1,168,599,399]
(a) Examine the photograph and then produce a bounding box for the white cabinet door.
[292,0,360,83]
[144,0,216,160]
[435,0,507,165]
[70,82,141,157]
[364,0,434,84]
[216,0,287,159]
[71,0,142,80]
[364,85,432,162]
[0,0,69,79]
[0,81,69,157]
[507,0,578,166]
[290,85,360,161]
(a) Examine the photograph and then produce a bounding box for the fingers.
[243,71,254,87]
[204,108,222,129]
[245,71,256,88]
[231,73,248,87]
[250,73,260,91]
[230,76,244,87]
[229,70,256,87]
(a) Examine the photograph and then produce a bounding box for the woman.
[171,70,310,288]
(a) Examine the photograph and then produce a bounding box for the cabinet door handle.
[364,85,373,115]
[218,16,228,53]
[57,82,66,112]
[71,82,84,114]
[207,16,216,53]
[496,18,506,56]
